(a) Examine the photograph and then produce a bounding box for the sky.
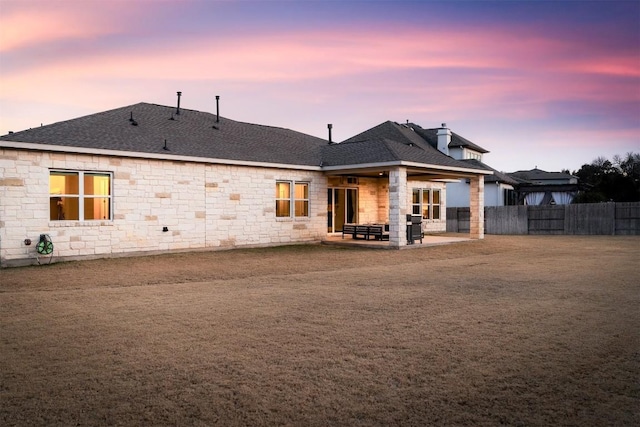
[1,0,638,173]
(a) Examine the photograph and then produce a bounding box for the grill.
[406,214,423,244]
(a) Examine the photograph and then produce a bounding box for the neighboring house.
[388,122,517,207]
[0,97,489,266]
[508,168,579,205]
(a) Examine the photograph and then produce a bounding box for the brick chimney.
[436,123,451,155]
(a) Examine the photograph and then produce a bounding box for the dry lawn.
[1,235,638,426]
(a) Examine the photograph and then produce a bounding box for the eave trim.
[322,160,492,175]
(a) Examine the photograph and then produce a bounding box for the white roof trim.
[0,140,322,171]
[401,160,493,175]
[322,160,492,175]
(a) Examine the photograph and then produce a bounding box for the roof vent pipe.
[328,124,333,144]
[216,95,220,123]
[176,91,182,115]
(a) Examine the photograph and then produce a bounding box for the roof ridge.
[379,138,404,161]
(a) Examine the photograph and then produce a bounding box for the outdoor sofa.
[342,224,389,241]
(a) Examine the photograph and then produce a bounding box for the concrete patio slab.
[322,233,474,249]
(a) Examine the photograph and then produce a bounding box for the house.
[0,96,490,266]
[387,122,518,207]
[508,168,579,205]
[447,160,519,206]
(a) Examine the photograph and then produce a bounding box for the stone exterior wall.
[388,168,408,246]
[0,148,327,266]
[354,177,382,224]
[469,176,485,239]
[1,147,458,265]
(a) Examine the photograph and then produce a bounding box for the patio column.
[388,167,408,247]
[469,175,485,239]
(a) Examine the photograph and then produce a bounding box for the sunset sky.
[1,0,638,173]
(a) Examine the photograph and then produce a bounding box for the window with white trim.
[432,189,441,219]
[466,150,482,161]
[412,188,441,220]
[275,181,309,218]
[49,170,112,221]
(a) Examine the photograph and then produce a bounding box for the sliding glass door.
[327,188,358,233]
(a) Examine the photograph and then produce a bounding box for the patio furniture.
[342,224,357,239]
[367,224,390,241]
[342,224,389,240]
[355,225,370,239]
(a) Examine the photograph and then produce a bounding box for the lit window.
[412,189,421,216]
[50,171,112,221]
[432,189,441,219]
[275,181,291,217]
[276,181,309,218]
[294,183,309,217]
[412,188,441,220]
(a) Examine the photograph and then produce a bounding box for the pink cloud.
[1,3,637,153]
[2,22,636,128]
[0,1,150,53]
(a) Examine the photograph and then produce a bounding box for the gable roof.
[334,121,487,172]
[0,102,328,167]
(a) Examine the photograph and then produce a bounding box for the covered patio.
[324,164,489,248]
[321,121,492,248]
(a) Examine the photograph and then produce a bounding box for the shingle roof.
[0,103,487,174]
[459,159,519,185]
[509,168,577,182]
[0,102,328,167]
[335,121,486,170]
[407,124,489,154]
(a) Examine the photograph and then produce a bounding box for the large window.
[276,181,309,218]
[412,188,441,220]
[49,171,112,221]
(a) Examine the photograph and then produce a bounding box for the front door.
[327,188,358,233]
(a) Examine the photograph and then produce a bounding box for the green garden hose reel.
[36,234,54,255]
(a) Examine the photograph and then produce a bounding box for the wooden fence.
[447,202,640,235]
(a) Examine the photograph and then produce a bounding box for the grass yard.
[1,235,638,426]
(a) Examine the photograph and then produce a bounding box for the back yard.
[1,235,638,426]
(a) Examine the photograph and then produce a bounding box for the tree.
[572,152,640,203]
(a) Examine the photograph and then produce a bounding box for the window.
[413,188,429,218]
[432,189,441,219]
[276,181,309,218]
[504,189,517,206]
[294,182,309,217]
[466,151,482,161]
[50,171,112,221]
[412,188,441,220]
[275,181,291,217]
